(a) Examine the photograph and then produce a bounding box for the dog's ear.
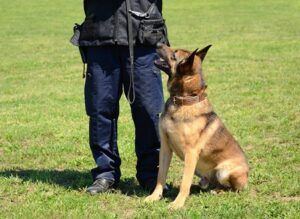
[185,48,199,66]
[196,45,212,61]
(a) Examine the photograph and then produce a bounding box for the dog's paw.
[144,194,162,202]
[168,200,185,210]
[210,189,224,195]
[199,177,209,190]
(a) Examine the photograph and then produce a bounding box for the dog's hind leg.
[145,132,172,202]
[216,167,248,191]
[229,170,248,191]
[215,169,231,188]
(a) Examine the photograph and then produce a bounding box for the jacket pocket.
[138,18,169,46]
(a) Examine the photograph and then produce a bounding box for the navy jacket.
[77,0,168,46]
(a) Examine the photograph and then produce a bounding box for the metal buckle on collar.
[173,96,183,105]
[172,96,177,105]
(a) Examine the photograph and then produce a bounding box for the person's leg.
[121,46,164,188]
[85,46,122,185]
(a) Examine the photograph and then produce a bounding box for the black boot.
[86,178,116,194]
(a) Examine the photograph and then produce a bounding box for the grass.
[0,0,299,218]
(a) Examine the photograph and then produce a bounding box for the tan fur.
[145,44,249,209]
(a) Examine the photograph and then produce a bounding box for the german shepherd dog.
[145,43,249,209]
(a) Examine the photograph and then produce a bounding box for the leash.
[125,0,159,104]
[125,0,136,104]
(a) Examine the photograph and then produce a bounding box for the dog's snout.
[156,42,165,49]
[156,43,169,58]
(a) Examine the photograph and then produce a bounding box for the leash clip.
[129,10,150,18]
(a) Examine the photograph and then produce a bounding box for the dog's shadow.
[0,169,204,199]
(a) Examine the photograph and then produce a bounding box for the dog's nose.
[156,42,164,49]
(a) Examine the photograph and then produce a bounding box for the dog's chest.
[160,113,207,159]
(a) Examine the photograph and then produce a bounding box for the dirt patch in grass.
[293,165,300,172]
[273,192,300,202]
[250,188,258,198]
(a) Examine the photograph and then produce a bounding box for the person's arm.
[83,0,87,15]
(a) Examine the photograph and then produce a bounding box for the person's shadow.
[0,169,203,199]
[0,169,161,197]
[0,169,91,190]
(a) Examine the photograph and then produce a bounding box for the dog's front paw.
[168,199,185,210]
[144,193,162,202]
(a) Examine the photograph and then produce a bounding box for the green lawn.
[0,0,299,218]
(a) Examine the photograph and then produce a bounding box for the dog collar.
[172,94,206,106]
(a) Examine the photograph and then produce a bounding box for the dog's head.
[154,43,211,96]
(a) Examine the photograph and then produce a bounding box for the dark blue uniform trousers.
[84,46,164,186]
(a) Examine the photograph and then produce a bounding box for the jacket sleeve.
[83,0,87,15]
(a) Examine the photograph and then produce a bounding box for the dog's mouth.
[154,58,170,73]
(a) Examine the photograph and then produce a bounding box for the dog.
[145,43,249,209]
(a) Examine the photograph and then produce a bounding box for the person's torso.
[78,0,167,46]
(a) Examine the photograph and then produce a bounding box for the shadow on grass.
[118,177,204,200]
[0,169,203,199]
[0,169,143,195]
[0,169,91,190]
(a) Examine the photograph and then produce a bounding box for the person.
[71,0,169,193]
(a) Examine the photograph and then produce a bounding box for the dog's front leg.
[169,150,198,209]
[145,132,172,202]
